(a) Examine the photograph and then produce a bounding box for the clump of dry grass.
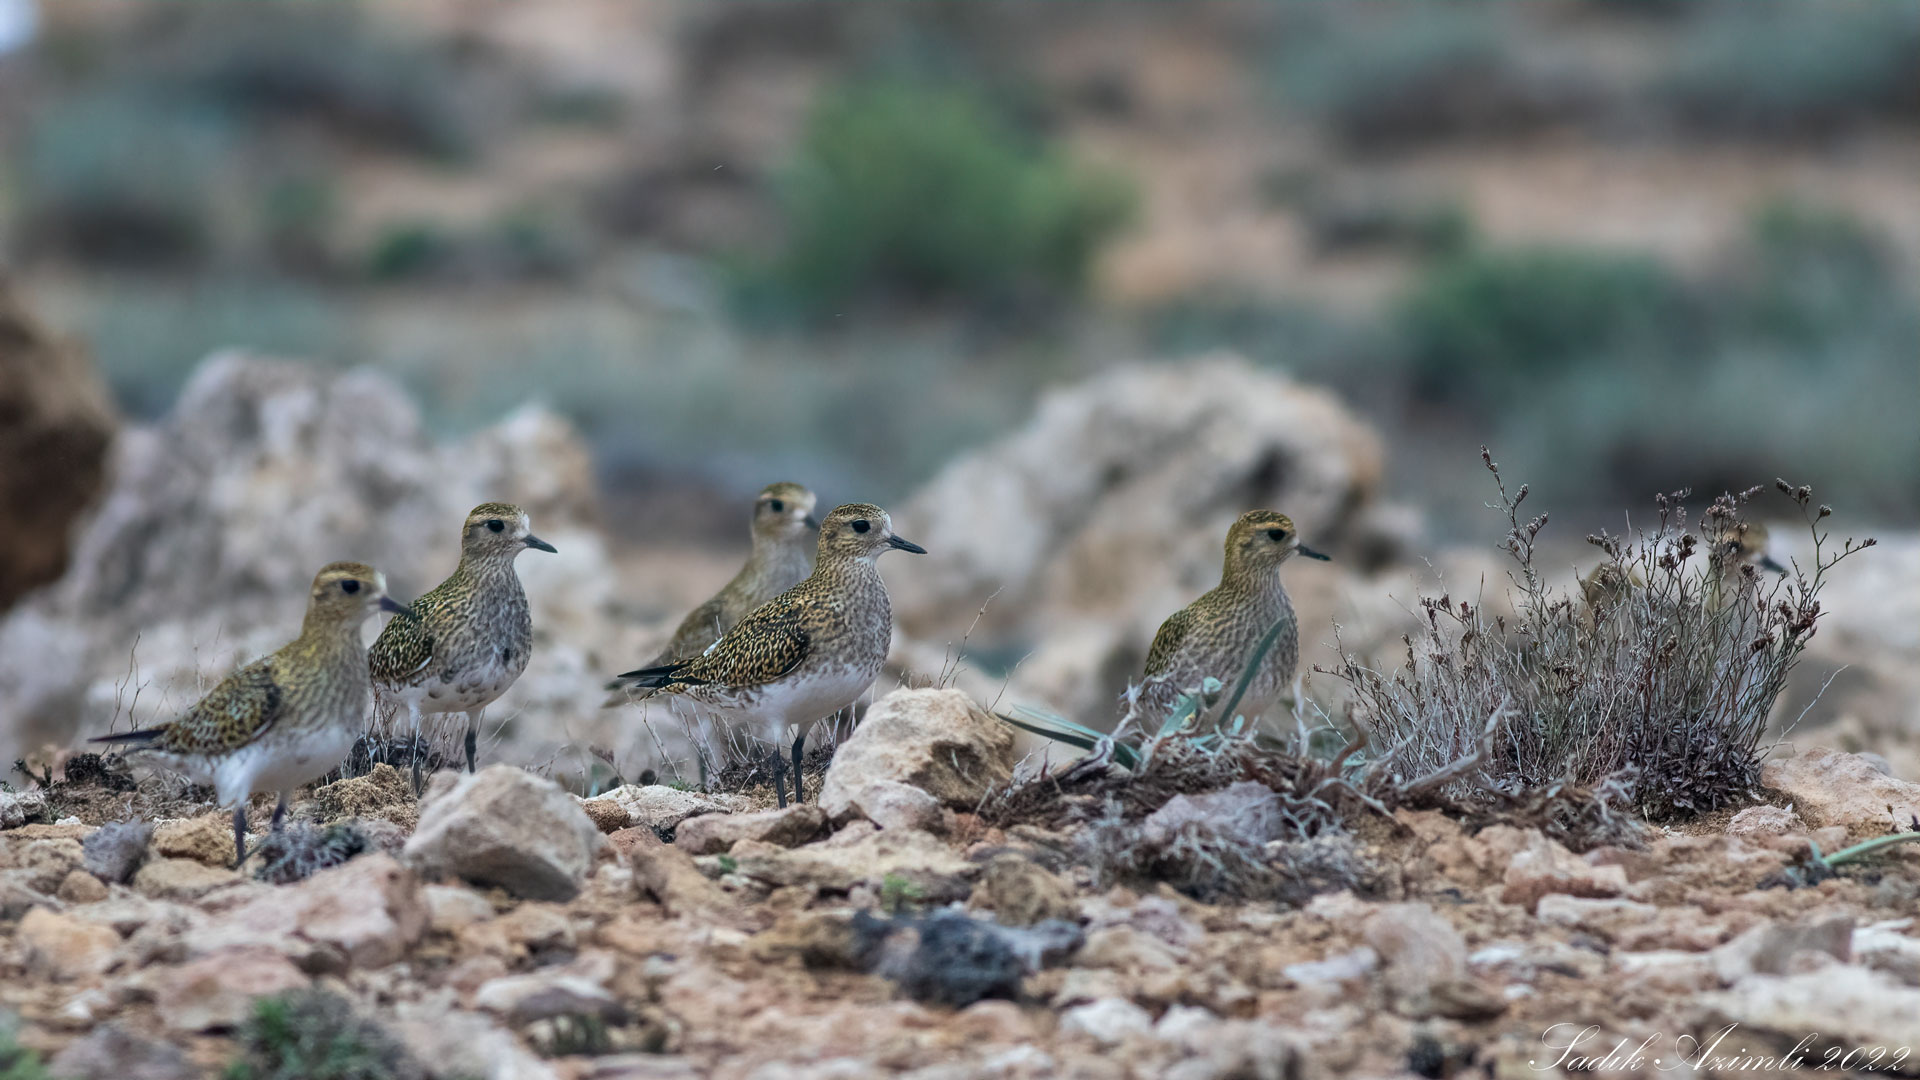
[985,732,1382,903]
[990,449,1871,882]
[1340,451,1873,826]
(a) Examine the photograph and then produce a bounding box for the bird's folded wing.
[1142,607,1198,677]
[164,658,287,754]
[369,600,437,683]
[673,597,811,688]
[662,594,728,664]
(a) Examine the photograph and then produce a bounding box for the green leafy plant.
[743,78,1133,317]
[880,872,926,915]
[0,1027,49,1080]
[223,989,424,1080]
[1398,245,1688,401]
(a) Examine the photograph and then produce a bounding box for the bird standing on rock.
[603,481,818,705]
[369,502,556,793]
[614,502,925,807]
[1133,510,1330,728]
[91,562,414,865]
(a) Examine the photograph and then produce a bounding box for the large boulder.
[719,824,978,902]
[185,853,428,969]
[17,906,121,982]
[0,352,629,765]
[591,785,752,834]
[1706,965,1920,1055]
[154,946,309,1033]
[674,803,827,855]
[404,766,606,901]
[1763,746,1920,833]
[819,688,1015,823]
[888,356,1390,725]
[0,282,116,615]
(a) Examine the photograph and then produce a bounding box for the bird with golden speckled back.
[1132,510,1330,729]
[368,502,557,794]
[612,502,925,808]
[91,562,415,865]
[602,481,819,707]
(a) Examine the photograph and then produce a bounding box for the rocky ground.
[1,688,1919,1079]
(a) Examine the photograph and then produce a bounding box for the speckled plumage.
[368,502,555,786]
[616,502,924,804]
[1701,519,1787,610]
[91,561,410,862]
[1134,510,1328,725]
[604,483,817,703]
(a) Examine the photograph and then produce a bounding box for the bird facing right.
[90,562,412,865]
[613,502,925,806]
[1706,519,1787,605]
[1133,510,1330,728]
[603,481,817,705]
[369,502,557,793]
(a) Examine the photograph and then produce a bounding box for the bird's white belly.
[759,664,878,731]
[417,655,519,715]
[213,724,359,805]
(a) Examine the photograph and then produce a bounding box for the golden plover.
[1133,510,1329,727]
[91,562,413,864]
[603,481,818,704]
[368,502,556,792]
[1712,518,1781,584]
[1578,560,1643,627]
[613,502,925,806]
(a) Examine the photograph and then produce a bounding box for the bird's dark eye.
[340,580,361,595]
[486,519,505,533]
[851,519,871,534]
[769,499,785,513]
[1266,528,1287,542]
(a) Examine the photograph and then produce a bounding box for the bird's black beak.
[1759,554,1787,576]
[380,596,420,620]
[804,514,820,530]
[524,535,558,554]
[1297,543,1331,562]
[887,535,928,555]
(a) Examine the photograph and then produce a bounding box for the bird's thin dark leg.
[790,729,807,806]
[409,704,425,797]
[770,743,788,810]
[464,710,481,773]
[270,793,288,833]
[231,804,248,868]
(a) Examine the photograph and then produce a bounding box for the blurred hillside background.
[5,0,1917,540]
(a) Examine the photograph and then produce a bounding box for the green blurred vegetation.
[1271,0,1920,146]
[1273,7,1577,149]
[0,1028,47,1080]
[224,989,424,1080]
[738,79,1134,319]
[1395,202,1920,517]
[1399,246,1689,398]
[7,1,1920,529]
[1662,1,1920,135]
[15,93,232,266]
[13,3,475,275]
[135,3,473,160]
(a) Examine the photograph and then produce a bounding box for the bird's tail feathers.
[88,727,166,748]
[612,659,701,690]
